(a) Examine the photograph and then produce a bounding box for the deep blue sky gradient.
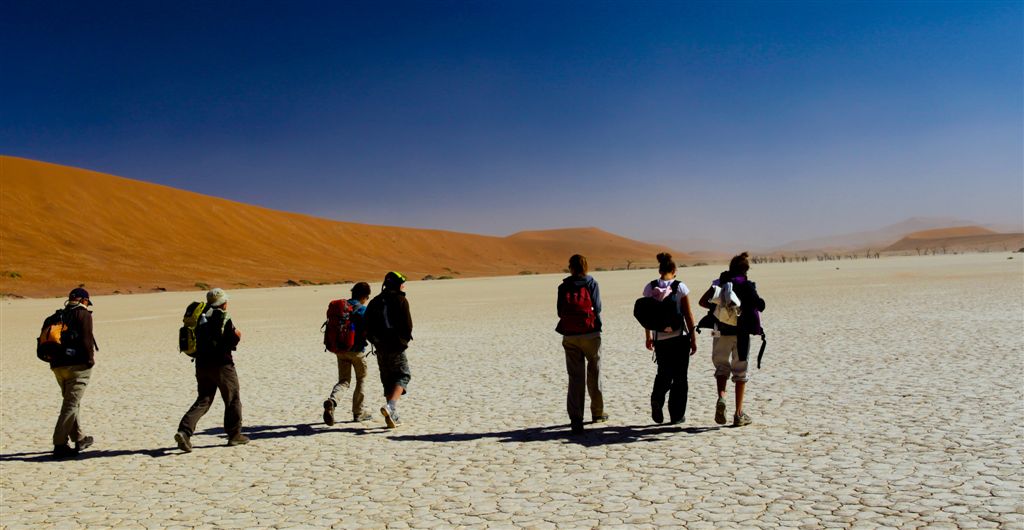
[2,1,1021,246]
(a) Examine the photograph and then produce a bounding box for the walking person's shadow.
[389,422,722,447]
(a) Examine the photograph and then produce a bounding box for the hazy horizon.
[3,2,1021,247]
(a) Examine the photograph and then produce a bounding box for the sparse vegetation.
[422,275,436,281]
[437,275,454,280]
[284,279,301,286]
[153,287,167,292]
[299,279,315,285]
[195,282,210,290]
[3,271,21,279]
[0,292,24,299]
[518,270,535,275]
[693,262,708,267]
[595,267,607,272]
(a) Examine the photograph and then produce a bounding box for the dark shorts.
[376,348,411,395]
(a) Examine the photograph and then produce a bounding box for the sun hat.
[206,288,229,308]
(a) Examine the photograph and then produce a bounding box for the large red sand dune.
[884,225,1023,253]
[0,157,686,297]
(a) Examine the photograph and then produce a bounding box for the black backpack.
[633,280,684,332]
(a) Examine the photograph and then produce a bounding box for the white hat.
[206,288,229,308]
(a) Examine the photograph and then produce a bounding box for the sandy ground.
[1,254,1022,528]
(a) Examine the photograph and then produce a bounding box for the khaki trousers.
[52,365,91,446]
[329,351,367,416]
[562,334,603,425]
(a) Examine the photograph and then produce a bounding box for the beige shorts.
[712,335,749,382]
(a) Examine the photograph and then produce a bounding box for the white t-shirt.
[642,278,690,341]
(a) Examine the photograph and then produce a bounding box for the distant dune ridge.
[0,156,686,297]
[883,226,1023,253]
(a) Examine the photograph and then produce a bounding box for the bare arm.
[698,287,715,310]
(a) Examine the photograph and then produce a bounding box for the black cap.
[68,287,92,305]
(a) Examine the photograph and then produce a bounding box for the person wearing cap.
[323,282,374,425]
[365,271,413,428]
[174,288,248,451]
[45,288,98,458]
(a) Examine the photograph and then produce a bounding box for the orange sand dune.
[901,226,997,240]
[884,225,1023,253]
[0,157,684,297]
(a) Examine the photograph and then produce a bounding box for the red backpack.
[557,284,597,334]
[322,299,357,353]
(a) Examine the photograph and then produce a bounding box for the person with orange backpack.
[555,254,606,434]
[322,282,373,425]
[37,287,98,458]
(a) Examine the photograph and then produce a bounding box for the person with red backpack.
[555,254,605,434]
[640,253,697,425]
[322,282,373,425]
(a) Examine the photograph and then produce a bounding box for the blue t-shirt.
[348,299,368,352]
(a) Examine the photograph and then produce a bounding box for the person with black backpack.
[365,272,413,429]
[174,288,248,452]
[555,254,605,435]
[322,282,374,425]
[37,287,98,458]
[698,252,765,427]
[639,253,697,425]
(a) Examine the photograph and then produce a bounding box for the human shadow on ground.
[0,447,178,462]
[388,423,723,447]
[0,422,381,462]
[195,421,388,441]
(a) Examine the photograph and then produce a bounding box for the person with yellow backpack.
[174,288,248,452]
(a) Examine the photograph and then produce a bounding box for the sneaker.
[354,412,374,422]
[174,431,192,453]
[733,412,752,427]
[52,444,77,459]
[227,434,250,446]
[592,414,609,424]
[75,435,94,452]
[323,399,336,426]
[715,397,727,425]
[381,405,401,429]
[651,399,664,424]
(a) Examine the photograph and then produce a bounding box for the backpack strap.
[670,280,680,294]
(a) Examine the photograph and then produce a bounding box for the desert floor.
[2,254,1022,529]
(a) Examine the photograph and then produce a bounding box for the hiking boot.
[651,399,664,424]
[733,412,752,427]
[323,399,336,426]
[174,431,192,453]
[381,405,401,429]
[714,397,727,425]
[227,434,250,446]
[592,414,609,424]
[52,444,77,459]
[354,412,374,422]
[75,435,94,452]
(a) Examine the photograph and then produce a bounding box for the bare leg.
[716,375,728,399]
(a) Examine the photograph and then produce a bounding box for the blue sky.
[2,1,1021,247]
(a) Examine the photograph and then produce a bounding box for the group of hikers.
[556,251,765,434]
[35,252,763,457]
